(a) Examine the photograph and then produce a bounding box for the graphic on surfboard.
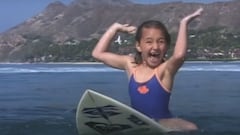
[76,89,171,135]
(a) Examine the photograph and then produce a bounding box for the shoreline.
[0,62,103,64]
[1,60,240,64]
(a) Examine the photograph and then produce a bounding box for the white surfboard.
[76,89,172,135]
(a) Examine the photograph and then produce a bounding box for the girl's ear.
[136,42,142,52]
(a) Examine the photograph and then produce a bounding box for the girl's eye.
[146,41,152,44]
[158,40,165,44]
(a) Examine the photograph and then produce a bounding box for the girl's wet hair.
[134,20,171,64]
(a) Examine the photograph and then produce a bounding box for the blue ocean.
[0,62,240,135]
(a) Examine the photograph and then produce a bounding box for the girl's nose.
[152,42,159,49]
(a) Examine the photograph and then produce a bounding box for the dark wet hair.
[134,20,171,64]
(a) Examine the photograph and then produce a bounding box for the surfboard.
[76,89,172,135]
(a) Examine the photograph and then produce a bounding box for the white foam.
[0,67,121,73]
[180,63,240,72]
[0,62,240,73]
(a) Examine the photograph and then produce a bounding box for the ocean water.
[0,62,240,135]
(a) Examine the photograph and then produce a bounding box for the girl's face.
[136,27,168,68]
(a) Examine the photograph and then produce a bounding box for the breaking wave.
[0,62,240,73]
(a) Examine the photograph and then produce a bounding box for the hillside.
[0,0,239,62]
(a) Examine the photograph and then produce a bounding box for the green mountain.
[0,0,239,62]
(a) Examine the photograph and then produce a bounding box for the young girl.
[92,8,203,132]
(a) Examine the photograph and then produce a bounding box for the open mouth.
[149,52,160,58]
[148,52,161,64]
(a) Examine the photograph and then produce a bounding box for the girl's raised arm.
[166,8,203,74]
[92,23,136,69]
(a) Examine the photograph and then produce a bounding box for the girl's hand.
[182,8,203,24]
[110,23,137,34]
[120,24,137,34]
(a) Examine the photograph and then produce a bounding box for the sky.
[0,0,232,33]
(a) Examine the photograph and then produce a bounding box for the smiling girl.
[92,8,203,131]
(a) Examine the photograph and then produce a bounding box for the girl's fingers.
[128,26,137,34]
[115,23,136,33]
[182,8,203,22]
[192,8,203,17]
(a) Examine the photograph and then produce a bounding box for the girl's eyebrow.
[145,37,153,40]
[144,37,165,40]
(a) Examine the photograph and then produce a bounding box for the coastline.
[0,62,103,65]
[1,60,240,65]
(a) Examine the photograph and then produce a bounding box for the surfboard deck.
[76,89,172,135]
